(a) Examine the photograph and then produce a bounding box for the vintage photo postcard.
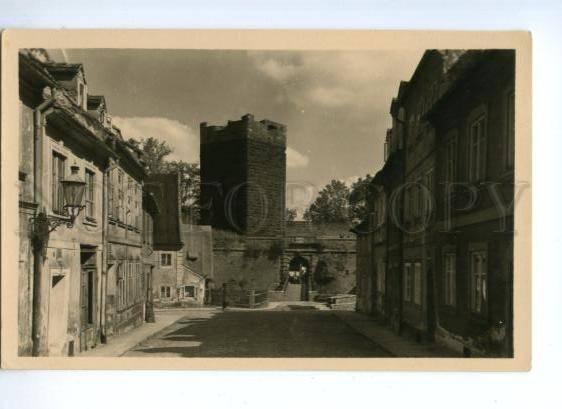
[1,30,531,370]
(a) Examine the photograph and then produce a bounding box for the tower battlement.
[200,113,287,147]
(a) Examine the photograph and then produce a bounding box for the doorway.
[287,255,310,301]
[80,246,97,351]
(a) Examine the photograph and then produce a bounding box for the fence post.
[249,289,256,309]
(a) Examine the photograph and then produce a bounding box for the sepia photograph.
[1,30,531,370]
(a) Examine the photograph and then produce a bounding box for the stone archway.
[288,255,309,283]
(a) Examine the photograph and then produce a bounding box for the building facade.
[148,174,208,307]
[354,50,515,357]
[427,50,515,356]
[19,49,117,355]
[18,49,154,356]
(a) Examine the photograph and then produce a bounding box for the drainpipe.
[31,87,55,356]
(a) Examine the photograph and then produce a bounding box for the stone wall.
[211,229,281,290]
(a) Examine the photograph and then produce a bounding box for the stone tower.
[200,114,287,237]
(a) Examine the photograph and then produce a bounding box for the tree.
[164,160,201,223]
[129,136,172,175]
[285,208,298,222]
[303,180,350,224]
[348,174,374,224]
[128,136,201,223]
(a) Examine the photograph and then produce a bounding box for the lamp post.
[31,164,86,356]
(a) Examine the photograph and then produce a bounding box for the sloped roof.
[146,173,183,250]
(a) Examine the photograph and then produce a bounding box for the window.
[85,170,95,220]
[51,152,66,214]
[117,265,124,309]
[445,135,457,183]
[413,262,422,305]
[406,186,415,222]
[443,253,456,306]
[506,91,515,169]
[117,170,124,221]
[424,170,434,218]
[161,253,172,267]
[160,286,171,299]
[127,177,132,225]
[183,285,195,298]
[377,260,386,294]
[416,181,423,219]
[470,250,488,314]
[116,261,143,309]
[468,115,487,182]
[108,170,114,218]
[403,263,412,302]
[135,184,140,228]
[77,81,87,110]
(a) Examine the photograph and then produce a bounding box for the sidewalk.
[79,310,188,357]
[333,311,460,357]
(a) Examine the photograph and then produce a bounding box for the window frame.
[413,262,422,306]
[469,249,488,315]
[161,253,172,267]
[117,170,124,221]
[377,260,386,295]
[85,169,96,221]
[160,286,171,299]
[467,110,488,183]
[443,252,457,307]
[51,151,67,215]
[183,285,196,298]
[444,131,458,184]
[403,263,412,303]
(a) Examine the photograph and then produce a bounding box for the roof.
[44,62,86,83]
[146,173,183,250]
[87,95,106,111]
[423,50,485,122]
[19,49,145,177]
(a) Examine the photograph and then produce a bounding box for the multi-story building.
[354,49,515,357]
[19,49,114,355]
[426,50,515,357]
[103,135,146,339]
[148,173,207,306]
[398,50,464,340]
[18,49,153,356]
[141,184,160,322]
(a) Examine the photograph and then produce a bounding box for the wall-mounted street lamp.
[32,164,87,237]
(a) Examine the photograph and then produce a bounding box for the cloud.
[112,116,199,163]
[249,50,422,114]
[307,86,354,107]
[344,175,360,187]
[287,146,309,168]
[255,58,299,82]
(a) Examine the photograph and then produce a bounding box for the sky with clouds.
[49,48,423,215]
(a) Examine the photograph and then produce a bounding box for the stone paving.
[82,302,458,358]
[123,306,391,358]
[79,309,192,357]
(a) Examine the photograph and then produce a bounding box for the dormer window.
[77,81,87,110]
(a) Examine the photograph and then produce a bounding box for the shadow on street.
[124,310,391,358]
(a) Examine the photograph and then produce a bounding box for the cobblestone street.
[123,307,392,358]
